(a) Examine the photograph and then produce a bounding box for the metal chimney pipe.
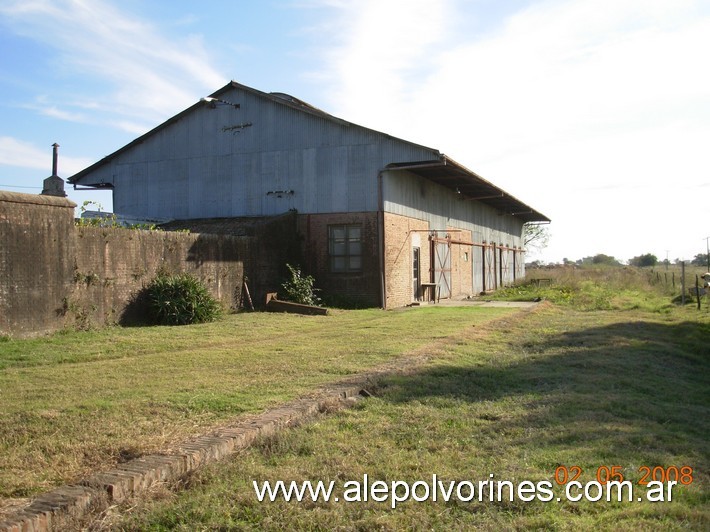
[52,143,59,176]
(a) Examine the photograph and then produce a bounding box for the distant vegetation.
[533,250,709,270]
[495,263,708,312]
[628,253,658,267]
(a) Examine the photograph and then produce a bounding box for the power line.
[0,184,42,189]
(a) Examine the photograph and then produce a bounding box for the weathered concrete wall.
[69,227,251,329]
[0,192,77,337]
[0,192,263,338]
[158,211,301,308]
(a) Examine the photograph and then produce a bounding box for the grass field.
[0,305,515,501]
[107,269,709,530]
[2,267,708,530]
[493,264,710,312]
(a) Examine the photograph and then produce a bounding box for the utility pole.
[665,249,670,270]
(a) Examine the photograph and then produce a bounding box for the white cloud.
[311,0,710,261]
[0,0,226,132]
[0,136,94,175]
[314,0,455,118]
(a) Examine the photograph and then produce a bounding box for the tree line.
[551,253,710,268]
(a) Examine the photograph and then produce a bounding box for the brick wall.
[384,214,483,308]
[297,212,381,307]
[159,212,300,308]
[448,226,474,300]
[383,212,429,309]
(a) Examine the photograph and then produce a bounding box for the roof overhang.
[385,156,550,223]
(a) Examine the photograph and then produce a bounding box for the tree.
[629,253,658,267]
[577,254,620,266]
[523,223,550,252]
[691,253,709,267]
[593,254,619,265]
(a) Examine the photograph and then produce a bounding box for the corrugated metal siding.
[98,86,438,219]
[382,169,525,248]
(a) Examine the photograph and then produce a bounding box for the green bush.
[280,264,321,306]
[146,273,222,325]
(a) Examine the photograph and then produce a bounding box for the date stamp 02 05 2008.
[553,465,694,486]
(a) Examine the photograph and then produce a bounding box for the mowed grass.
[0,306,514,499]
[114,278,709,530]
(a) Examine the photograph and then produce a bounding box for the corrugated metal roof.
[386,157,550,223]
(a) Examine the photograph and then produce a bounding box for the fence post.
[681,262,686,305]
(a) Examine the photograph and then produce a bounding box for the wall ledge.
[0,191,76,208]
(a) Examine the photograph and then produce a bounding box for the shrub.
[280,264,321,306]
[146,272,221,325]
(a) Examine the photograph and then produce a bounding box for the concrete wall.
[0,192,267,338]
[69,227,250,329]
[0,192,77,337]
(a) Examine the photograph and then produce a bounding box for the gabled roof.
[69,80,548,223]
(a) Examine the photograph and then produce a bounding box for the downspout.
[377,170,386,309]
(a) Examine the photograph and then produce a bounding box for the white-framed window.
[329,224,362,272]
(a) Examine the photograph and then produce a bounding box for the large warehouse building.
[70,81,549,308]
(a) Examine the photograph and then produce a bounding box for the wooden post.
[696,275,702,310]
[681,262,686,305]
[242,277,254,311]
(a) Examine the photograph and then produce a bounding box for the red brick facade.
[297,212,381,307]
[382,212,429,309]
[295,211,522,309]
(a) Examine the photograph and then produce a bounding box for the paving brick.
[1,374,387,530]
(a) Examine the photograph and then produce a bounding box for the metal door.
[484,244,497,291]
[515,249,524,280]
[472,245,484,294]
[431,239,451,299]
[500,248,511,286]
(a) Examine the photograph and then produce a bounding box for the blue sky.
[1,0,709,264]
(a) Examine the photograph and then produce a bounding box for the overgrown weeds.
[491,266,707,312]
[279,263,321,306]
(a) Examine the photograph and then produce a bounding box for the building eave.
[385,156,550,223]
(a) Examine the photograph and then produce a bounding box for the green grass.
[490,265,709,313]
[0,306,514,498]
[110,272,709,530]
